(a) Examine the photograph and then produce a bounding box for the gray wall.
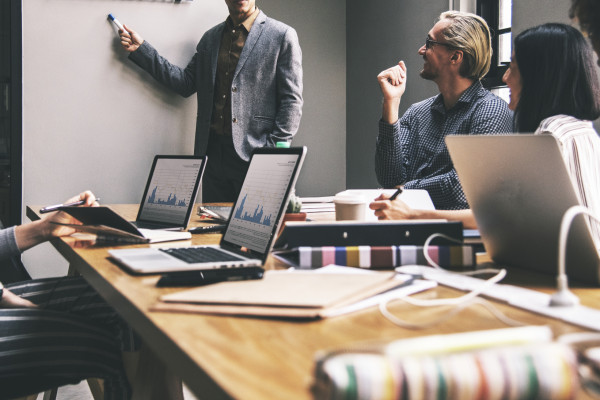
[21,0,346,277]
[512,0,570,35]
[346,0,447,188]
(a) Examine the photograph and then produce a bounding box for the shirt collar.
[431,80,484,113]
[226,7,260,33]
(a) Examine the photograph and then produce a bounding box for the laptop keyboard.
[160,247,245,264]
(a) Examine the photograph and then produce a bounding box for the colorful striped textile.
[313,342,579,400]
[297,245,475,269]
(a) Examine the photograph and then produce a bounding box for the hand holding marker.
[108,13,125,33]
[108,13,143,53]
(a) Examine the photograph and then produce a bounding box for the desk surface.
[26,204,600,400]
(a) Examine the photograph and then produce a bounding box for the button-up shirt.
[210,8,260,137]
[375,81,513,210]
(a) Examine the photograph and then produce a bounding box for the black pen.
[388,187,403,201]
[40,198,101,214]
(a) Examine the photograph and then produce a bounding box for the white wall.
[22,0,346,277]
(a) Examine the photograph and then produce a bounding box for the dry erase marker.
[108,13,125,32]
[40,198,101,214]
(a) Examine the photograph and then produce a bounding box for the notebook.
[132,155,206,230]
[109,146,307,274]
[446,134,600,284]
[154,269,415,319]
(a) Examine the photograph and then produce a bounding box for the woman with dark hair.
[508,23,600,132]
[371,23,600,244]
[504,23,600,243]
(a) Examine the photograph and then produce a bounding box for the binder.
[274,220,463,249]
[275,244,475,269]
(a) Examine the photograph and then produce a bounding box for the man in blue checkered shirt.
[375,11,513,210]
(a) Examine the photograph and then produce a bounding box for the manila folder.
[154,270,408,319]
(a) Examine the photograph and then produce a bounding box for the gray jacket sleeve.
[0,226,21,261]
[128,41,198,98]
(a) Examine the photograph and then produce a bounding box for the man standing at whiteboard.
[118,0,303,202]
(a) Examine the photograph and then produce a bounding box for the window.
[477,0,512,100]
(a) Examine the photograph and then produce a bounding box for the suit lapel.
[234,11,267,79]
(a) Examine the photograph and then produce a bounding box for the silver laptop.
[446,134,600,284]
[109,147,307,274]
[132,155,206,230]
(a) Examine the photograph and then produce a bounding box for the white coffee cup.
[333,193,367,221]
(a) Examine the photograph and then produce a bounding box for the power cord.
[550,205,600,307]
[380,232,526,329]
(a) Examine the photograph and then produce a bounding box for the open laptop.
[132,155,206,230]
[109,146,307,274]
[446,134,600,284]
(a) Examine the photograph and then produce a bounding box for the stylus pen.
[388,187,403,201]
[40,198,101,214]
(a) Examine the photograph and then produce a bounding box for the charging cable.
[380,233,526,329]
[550,205,600,307]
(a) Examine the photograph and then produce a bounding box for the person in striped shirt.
[0,191,138,399]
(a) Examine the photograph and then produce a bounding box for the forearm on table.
[411,209,477,229]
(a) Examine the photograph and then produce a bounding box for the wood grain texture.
[26,205,598,400]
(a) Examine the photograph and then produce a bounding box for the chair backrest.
[0,219,31,283]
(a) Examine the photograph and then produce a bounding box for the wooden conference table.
[26,204,600,400]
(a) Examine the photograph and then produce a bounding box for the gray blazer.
[129,11,303,161]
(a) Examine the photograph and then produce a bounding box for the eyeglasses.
[425,37,457,50]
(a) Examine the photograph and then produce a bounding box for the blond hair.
[438,11,492,80]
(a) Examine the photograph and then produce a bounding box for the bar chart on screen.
[223,154,298,252]
[139,158,203,222]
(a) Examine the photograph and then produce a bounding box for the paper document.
[337,189,435,220]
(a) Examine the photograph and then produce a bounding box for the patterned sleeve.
[403,170,467,210]
[375,108,415,188]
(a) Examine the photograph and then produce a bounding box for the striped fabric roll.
[313,342,579,400]
[297,245,475,269]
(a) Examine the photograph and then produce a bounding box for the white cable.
[422,232,462,270]
[422,233,501,276]
[379,232,527,328]
[551,205,600,307]
[401,268,506,307]
[379,296,526,329]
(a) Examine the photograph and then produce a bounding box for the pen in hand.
[40,198,101,214]
[388,187,403,201]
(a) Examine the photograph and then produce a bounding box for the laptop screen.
[222,148,306,255]
[137,156,206,227]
